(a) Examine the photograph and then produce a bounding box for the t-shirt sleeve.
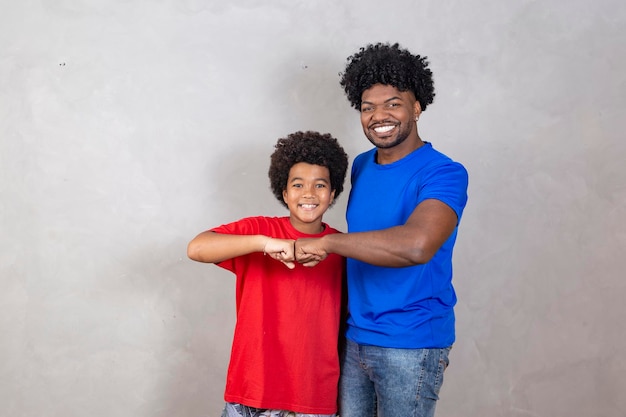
[419,161,469,223]
[209,217,263,273]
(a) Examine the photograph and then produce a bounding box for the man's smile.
[373,124,396,134]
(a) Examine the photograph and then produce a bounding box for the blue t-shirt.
[346,142,468,348]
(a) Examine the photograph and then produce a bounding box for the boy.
[187,131,349,417]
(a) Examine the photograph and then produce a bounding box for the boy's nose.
[303,186,316,197]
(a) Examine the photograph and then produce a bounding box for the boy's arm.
[187,231,296,269]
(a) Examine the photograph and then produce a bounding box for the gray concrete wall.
[1,0,624,416]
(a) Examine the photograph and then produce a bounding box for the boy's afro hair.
[340,42,435,111]
[268,131,348,208]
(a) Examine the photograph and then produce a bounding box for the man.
[295,43,469,417]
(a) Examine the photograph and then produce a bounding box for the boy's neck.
[290,218,325,235]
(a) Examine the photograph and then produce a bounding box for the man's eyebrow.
[361,96,402,105]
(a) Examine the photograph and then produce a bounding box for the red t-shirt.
[212,216,345,414]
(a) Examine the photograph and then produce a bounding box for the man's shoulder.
[354,148,377,162]
[421,144,467,174]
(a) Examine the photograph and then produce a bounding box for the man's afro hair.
[340,42,435,111]
[268,131,348,209]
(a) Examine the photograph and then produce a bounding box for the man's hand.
[264,238,296,269]
[295,238,328,267]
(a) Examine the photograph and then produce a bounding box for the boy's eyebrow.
[288,176,330,183]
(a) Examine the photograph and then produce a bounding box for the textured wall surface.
[1,1,625,416]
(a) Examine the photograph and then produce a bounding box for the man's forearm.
[322,228,430,267]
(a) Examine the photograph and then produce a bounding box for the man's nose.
[371,106,388,121]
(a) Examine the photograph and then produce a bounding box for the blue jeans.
[338,339,451,417]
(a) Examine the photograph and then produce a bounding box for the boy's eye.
[315,183,327,188]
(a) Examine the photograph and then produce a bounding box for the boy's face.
[282,162,335,234]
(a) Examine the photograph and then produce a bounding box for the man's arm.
[188,231,296,269]
[295,199,458,267]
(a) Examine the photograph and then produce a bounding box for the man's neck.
[376,137,425,165]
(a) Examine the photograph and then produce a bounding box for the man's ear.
[414,100,422,120]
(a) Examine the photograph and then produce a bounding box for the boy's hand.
[264,238,296,269]
[295,238,327,267]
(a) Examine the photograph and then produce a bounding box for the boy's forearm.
[187,232,267,263]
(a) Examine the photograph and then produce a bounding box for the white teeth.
[374,125,394,133]
[301,204,317,209]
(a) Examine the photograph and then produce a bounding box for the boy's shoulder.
[211,216,289,232]
[322,223,343,235]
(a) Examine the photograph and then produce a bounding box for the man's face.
[360,84,421,150]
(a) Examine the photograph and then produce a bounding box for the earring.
[415,116,419,122]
